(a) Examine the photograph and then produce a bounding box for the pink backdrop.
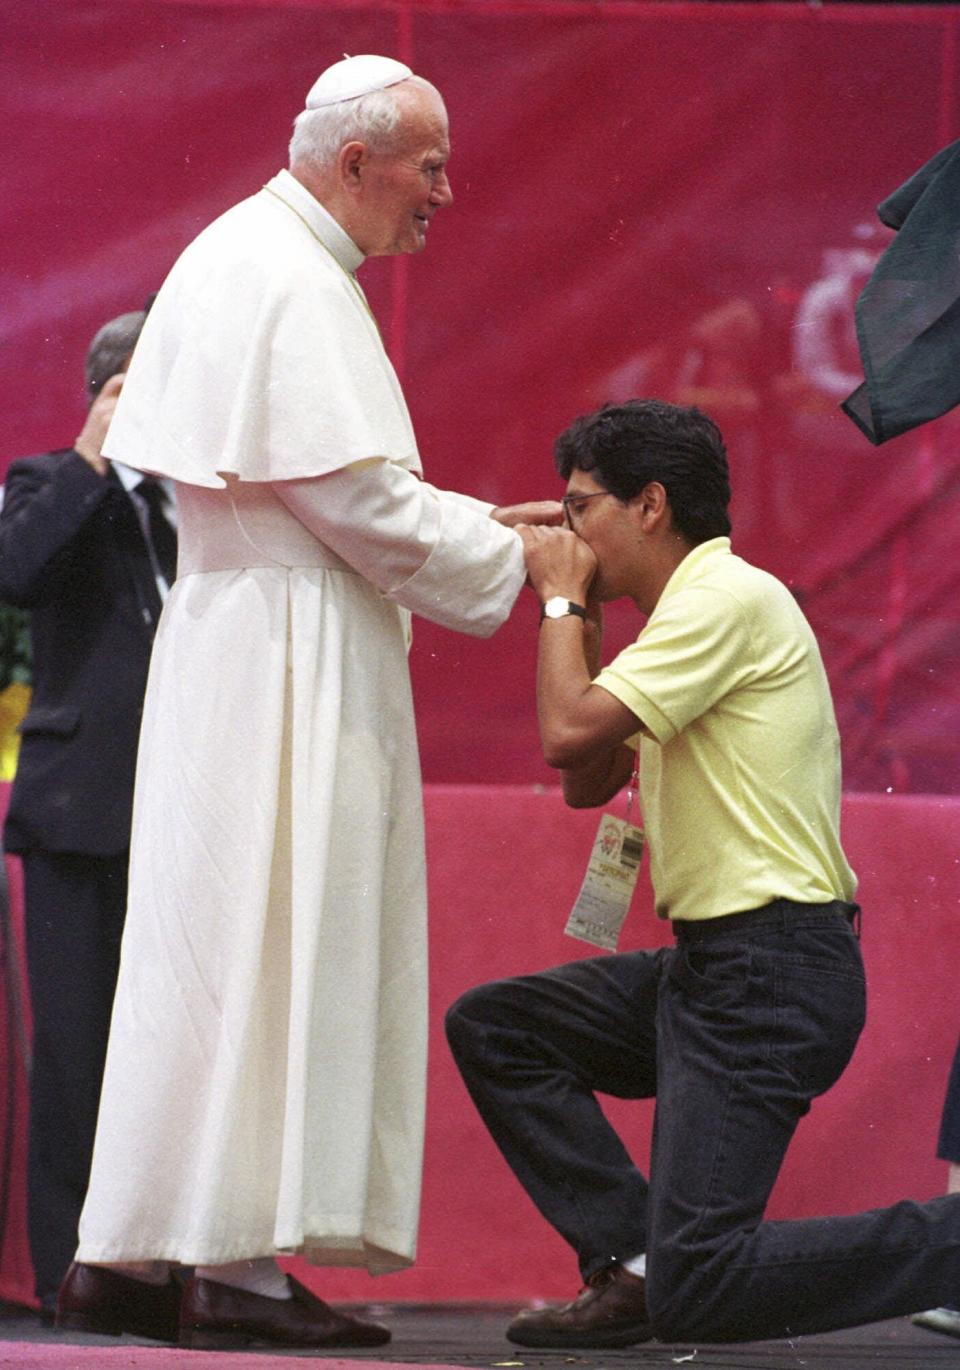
[3,0,960,1310]
[3,0,960,791]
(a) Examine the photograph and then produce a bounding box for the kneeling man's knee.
[444,982,502,1061]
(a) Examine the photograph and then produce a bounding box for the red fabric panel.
[3,2,960,792]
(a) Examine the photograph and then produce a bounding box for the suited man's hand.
[74,373,125,476]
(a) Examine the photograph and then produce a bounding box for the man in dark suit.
[0,311,177,1312]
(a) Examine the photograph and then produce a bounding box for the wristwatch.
[540,597,587,624]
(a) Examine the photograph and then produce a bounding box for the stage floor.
[0,1302,958,1369]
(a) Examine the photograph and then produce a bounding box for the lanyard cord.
[625,748,640,823]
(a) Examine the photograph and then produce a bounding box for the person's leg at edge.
[22,852,127,1310]
[913,1034,960,1337]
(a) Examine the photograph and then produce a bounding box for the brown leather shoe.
[178,1273,392,1350]
[55,1262,181,1342]
[506,1264,652,1348]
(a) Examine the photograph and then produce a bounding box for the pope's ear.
[338,141,368,191]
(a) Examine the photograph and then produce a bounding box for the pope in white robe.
[70,58,550,1314]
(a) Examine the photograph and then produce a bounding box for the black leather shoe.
[178,1274,392,1350]
[507,1264,653,1349]
[55,1262,181,1342]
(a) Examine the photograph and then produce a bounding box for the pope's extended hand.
[517,524,597,603]
[490,500,564,528]
[74,373,125,477]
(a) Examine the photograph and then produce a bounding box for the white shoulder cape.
[103,171,421,488]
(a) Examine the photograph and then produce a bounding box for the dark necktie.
[136,478,177,588]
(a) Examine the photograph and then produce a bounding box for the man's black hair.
[554,399,732,545]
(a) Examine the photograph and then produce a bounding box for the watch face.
[544,598,568,618]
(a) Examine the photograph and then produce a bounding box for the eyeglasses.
[561,491,618,528]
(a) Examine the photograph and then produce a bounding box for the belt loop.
[850,903,862,940]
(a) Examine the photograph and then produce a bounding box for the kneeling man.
[447,399,960,1347]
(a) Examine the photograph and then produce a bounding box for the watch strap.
[540,598,588,624]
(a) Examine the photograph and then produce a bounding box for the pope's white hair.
[289,75,436,169]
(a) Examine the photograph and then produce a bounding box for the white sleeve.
[272,459,526,638]
[440,489,497,516]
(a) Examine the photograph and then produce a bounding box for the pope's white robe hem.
[79,1229,415,1276]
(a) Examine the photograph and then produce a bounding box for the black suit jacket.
[0,450,172,856]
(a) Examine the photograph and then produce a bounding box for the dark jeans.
[937,1035,960,1164]
[21,850,127,1304]
[446,899,960,1342]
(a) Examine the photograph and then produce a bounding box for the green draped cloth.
[843,138,960,445]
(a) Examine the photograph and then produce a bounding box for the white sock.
[622,1252,646,1278]
[195,1258,292,1300]
[108,1261,171,1285]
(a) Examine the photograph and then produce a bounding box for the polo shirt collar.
[657,536,731,604]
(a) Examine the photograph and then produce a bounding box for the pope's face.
[358,85,453,256]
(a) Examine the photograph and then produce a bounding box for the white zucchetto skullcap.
[305,54,413,109]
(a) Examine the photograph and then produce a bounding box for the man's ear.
[337,141,367,192]
[635,481,669,532]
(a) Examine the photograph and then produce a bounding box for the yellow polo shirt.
[594,538,857,922]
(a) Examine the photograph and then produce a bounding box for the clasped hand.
[516,523,597,603]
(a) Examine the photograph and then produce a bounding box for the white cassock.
[77,170,525,1272]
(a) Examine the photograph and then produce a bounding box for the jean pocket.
[665,942,761,1035]
[771,954,866,1097]
[669,941,752,996]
